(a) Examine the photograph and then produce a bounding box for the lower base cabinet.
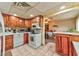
[62,35,69,56]
[5,35,13,51]
[55,34,77,56]
[24,33,28,44]
[5,33,28,51]
[55,35,62,55]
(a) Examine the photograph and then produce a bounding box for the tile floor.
[5,42,60,56]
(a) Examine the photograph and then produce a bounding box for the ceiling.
[0,2,79,19]
[49,8,79,20]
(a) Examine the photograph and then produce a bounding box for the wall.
[48,18,76,32]
[76,16,79,31]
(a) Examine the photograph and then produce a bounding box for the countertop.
[0,32,30,36]
[53,32,79,36]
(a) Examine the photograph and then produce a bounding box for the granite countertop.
[53,32,79,36]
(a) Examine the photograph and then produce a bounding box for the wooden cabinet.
[5,35,13,51]
[55,34,77,56]
[55,34,62,55]
[68,36,78,56]
[68,41,77,56]
[9,16,17,27]
[24,33,28,44]
[25,20,31,28]
[61,35,69,56]
[3,14,10,27]
[3,14,27,28]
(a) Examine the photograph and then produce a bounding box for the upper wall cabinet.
[2,14,10,27]
[25,20,31,28]
[18,19,25,28]
[2,14,43,28]
[9,16,18,27]
[2,14,30,28]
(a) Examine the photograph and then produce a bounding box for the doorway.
[45,22,54,44]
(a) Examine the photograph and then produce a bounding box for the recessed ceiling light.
[60,6,66,10]
[36,17,40,20]
[13,14,17,16]
[30,14,34,17]
[19,20,22,22]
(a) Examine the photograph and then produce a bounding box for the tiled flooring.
[10,42,59,56]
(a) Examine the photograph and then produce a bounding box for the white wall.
[76,16,79,31]
[0,11,5,56]
[48,18,76,32]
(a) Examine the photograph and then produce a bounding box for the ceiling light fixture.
[36,17,40,20]
[60,6,66,10]
[19,20,22,22]
[13,14,17,16]
[30,14,34,17]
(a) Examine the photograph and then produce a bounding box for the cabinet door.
[24,33,28,44]
[62,35,69,56]
[19,19,25,28]
[55,34,62,55]
[68,38,77,56]
[5,35,13,51]
[3,14,10,27]
[25,20,31,28]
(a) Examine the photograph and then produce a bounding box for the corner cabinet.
[55,34,77,56]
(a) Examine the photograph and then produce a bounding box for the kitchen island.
[54,32,79,56]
